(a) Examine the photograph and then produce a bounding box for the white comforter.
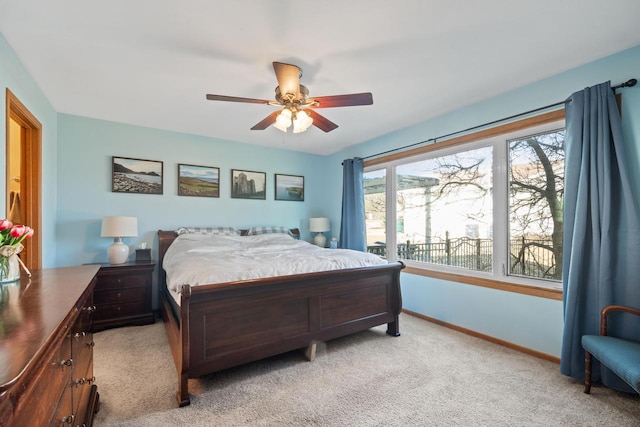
[163,233,387,293]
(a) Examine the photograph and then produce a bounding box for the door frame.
[5,89,42,269]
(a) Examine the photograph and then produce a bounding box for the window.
[508,129,565,281]
[364,169,387,257]
[364,113,565,291]
[395,145,493,271]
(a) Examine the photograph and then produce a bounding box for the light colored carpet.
[93,314,640,426]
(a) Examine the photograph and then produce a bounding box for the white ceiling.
[2,1,640,155]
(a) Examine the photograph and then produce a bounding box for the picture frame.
[178,163,220,197]
[112,156,163,194]
[275,174,304,201]
[231,169,266,200]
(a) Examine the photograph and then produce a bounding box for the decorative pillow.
[246,226,291,236]
[176,227,239,236]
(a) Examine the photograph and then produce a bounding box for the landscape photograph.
[275,174,304,201]
[112,156,163,194]
[178,164,220,197]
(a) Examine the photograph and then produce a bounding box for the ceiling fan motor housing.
[275,84,309,105]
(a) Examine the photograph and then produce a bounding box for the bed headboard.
[157,230,178,290]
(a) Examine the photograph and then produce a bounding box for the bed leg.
[386,316,401,337]
[177,373,190,407]
[303,342,317,361]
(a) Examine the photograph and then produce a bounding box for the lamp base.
[107,239,130,264]
[313,233,327,248]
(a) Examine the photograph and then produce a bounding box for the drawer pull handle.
[74,377,87,386]
[61,414,75,424]
[88,376,96,384]
[117,278,122,284]
[85,341,95,348]
[59,358,73,368]
[73,331,86,339]
[84,305,97,313]
[117,292,122,298]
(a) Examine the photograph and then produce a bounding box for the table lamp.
[309,217,330,247]
[101,216,138,264]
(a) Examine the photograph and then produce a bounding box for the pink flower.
[10,225,26,239]
[0,219,12,231]
[0,219,33,247]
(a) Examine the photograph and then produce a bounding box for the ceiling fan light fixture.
[274,108,292,132]
[206,61,371,134]
[293,110,313,133]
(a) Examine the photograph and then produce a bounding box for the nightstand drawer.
[97,272,148,289]
[92,261,155,332]
[94,286,147,304]
[94,300,147,320]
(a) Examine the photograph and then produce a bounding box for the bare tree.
[509,131,564,279]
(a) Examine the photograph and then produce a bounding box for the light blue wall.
[56,114,332,307]
[326,45,640,358]
[56,114,331,267]
[0,33,59,267]
[401,274,563,356]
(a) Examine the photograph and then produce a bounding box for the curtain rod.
[360,78,637,162]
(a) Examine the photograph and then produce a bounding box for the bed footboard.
[173,262,403,406]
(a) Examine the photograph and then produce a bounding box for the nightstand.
[92,261,155,332]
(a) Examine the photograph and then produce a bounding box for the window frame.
[364,110,565,300]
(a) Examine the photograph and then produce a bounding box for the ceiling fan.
[205,62,373,133]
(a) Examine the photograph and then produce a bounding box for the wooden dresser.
[0,265,100,426]
[92,261,155,332]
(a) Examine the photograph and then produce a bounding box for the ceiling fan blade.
[250,111,280,130]
[307,110,339,133]
[206,94,271,105]
[308,92,373,108]
[273,62,301,100]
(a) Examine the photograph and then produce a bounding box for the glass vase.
[0,254,20,283]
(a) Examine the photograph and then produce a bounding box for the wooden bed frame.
[157,229,405,407]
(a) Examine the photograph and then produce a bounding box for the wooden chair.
[582,305,640,394]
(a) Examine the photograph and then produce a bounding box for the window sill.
[402,265,563,301]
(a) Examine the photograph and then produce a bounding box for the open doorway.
[5,89,42,270]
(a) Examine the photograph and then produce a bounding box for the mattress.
[162,232,387,299]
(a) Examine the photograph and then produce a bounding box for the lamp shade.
[309,217,330,233]
[101,216,138,264]
[101,216,138,237]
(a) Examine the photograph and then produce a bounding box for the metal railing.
[367,236,557,280]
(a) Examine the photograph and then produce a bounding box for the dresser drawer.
[97,272,149,289]
[94,300,148,320]
[94,285,147,304]
[12,333,72,426]
[72,332,94,385]
[52,386,73,427]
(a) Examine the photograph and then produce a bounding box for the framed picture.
[275,174,304,201]
[178,164,220,197]
[112,156,163,194]
[231,169,266,200]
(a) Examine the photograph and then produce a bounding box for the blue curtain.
[560,81,640,392]
[339,158,366,251]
